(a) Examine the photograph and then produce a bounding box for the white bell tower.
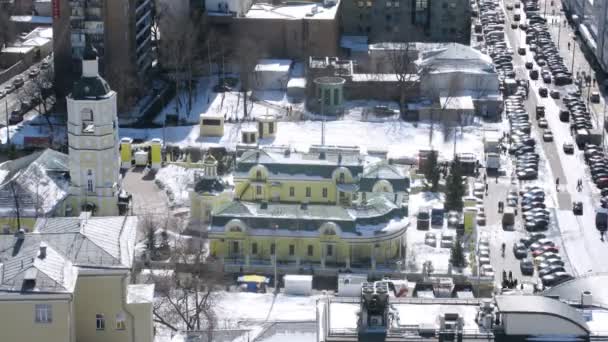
[66,42,120,216]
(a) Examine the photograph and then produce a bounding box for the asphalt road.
[0,57,53,127]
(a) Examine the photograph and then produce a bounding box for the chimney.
[581,291,593,307]
[38,243,47,259]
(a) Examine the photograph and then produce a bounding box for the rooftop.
[417,43,495,75]
[127,284,155,304]
[254,59,292,72]
[440,95,475,111]
[245,1,339,20]
[494,295,590,333]
[0,214,138,295]
[10,15,52,24]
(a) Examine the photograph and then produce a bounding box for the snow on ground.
[122,119,485,161]
[154,165,195,207]
[153,77,303,125]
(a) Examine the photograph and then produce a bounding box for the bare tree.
[234,37,264,119]
[158,7,204,120]
[151,234,224,338]
[7,181,22,231]
[387,43,417,116]
[21,68,56,143]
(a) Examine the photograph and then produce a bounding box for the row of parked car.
[519,186,549,232]
[519,1,574,87]
[582,144,608,190]
[478,233,495,278]
[477,0,515,81]
[505,94,541,180]
[514,231,573,286]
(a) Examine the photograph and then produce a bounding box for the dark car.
[513,242,527,259]
[530,69,539,80]
[539,87,548,97]
[573,201,583,215]
[520,259,535,275]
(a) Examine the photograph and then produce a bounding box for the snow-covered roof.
[10,15,52,24]
[417,43,495,74]
[440,94,475,110]
[0,215,138,296]
[127,284,155,304]
[245,1,339,20]
[0,149,69,217]
[287,77,306,88]
[254,59,292,72]
[23,26,53,40]
[1,45,34,54]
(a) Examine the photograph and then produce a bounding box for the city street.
[500,0,608,277]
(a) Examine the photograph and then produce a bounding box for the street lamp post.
[273,224,278,293]
[571,37,576,76]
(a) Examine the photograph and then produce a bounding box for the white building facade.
[66,45,120,216]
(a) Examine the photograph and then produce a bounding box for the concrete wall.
[74,274,133,342]
[0,60,27,84]
[233,17,339,60]
[0,297,73,342]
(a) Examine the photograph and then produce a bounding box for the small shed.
[120,137,133,169]
[253,59,292,90]
[284,275,313,296]
[287,77,306,102]
[257,114,277,139]
[200,114,224,137]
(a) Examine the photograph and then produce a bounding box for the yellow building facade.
[0,214,153,342]
[208,147,410,273]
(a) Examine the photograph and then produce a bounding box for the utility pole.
[5,99,9,146]
[603,101,607,151]
[273,224,278,293]
[571,38,577,76]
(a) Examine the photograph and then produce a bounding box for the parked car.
[28,68,39,78]
[12,77,24,88]
[441,234,454,248]
[573,201,583,215]
[520,259,535,275]
[425,232,437,247]
[563,141,574,154]
[417,208,430,230]
[513,242,527,259]
[431,206,445,227]
[542,130,553,142]
[591,91,600,103]
[447,211,460,228]
[480,264,495,277]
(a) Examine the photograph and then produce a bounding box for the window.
[393,1,400,7]
[324,89,330,106]
[116,313,126,330]
[386,0,392,6]
[81,108,93,121]
[96,314,105,330]
[256,170,262,180]
[333,88,339,104]
[256,185,262,195]
[231,241,239,254]
[386,14,391,20]
[326,244,333,256]
[35,304,52,323]
[289,187,295,197]
[322,187,328,198]
[251,242,258,255]
[270,243,276,255]
[307,245,314,256]
[86,169,94,192]
[358,0,364,7]
[442,2,448,8]
[359,13,364,19]
[269,122,275,134]
[393,25,399,32]
[339,172,345,183]
[306,187,311,197]
[366,26,371,33]
[289,244,295,256]
[415,0,428,11]
[366,1,372,6]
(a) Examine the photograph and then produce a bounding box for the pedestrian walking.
[508,271,513,282]
[556,177,560,192]
[483,173,487,183]
[485,183,489,194]
[496,175,499,183]
[568,42,571,50]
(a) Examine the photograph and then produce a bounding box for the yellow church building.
[207,146,410,274]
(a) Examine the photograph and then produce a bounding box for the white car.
[479,256,491,265]
[478,249,490,258]
[480,264,495,277]
[441,234,455,248]
[425,232,437,247]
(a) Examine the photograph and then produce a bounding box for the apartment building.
[52,0,154,110]
[563,0,608,73]
[340,0,471,44]
[0,213,153,342]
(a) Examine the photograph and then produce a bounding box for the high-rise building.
[52,0,154,111]
[66,43,121,216]
[563,0,608,73]
[340,0,471,44]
